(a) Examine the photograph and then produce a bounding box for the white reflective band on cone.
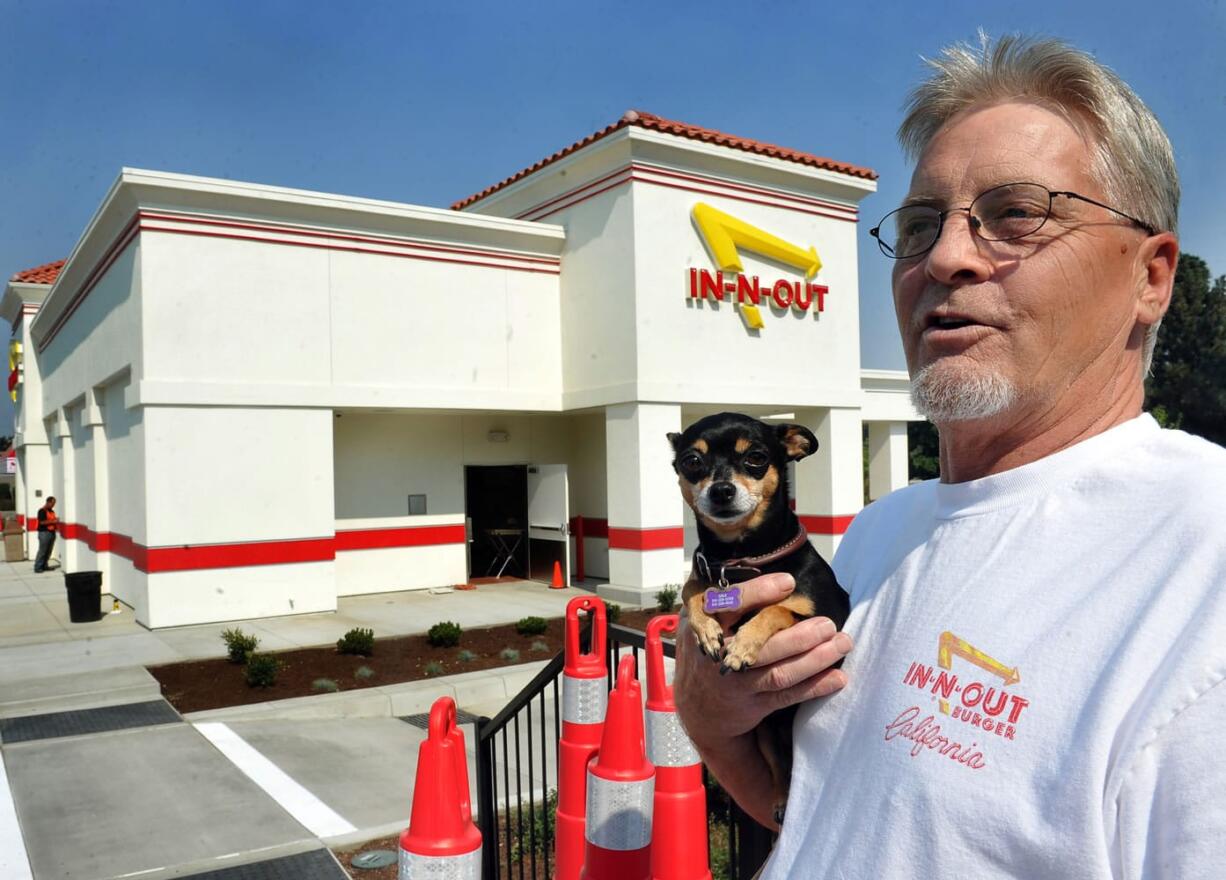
[562,675,608,724]
[645,708,700,767]
[399,847,481,880]
[585,773,654,850]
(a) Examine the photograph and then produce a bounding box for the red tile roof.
[10,259,65,285]
[452,110,877,211]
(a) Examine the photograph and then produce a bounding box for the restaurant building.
[1,110,920,628]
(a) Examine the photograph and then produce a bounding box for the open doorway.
[464,465,529,579]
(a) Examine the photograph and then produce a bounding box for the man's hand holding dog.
[674,571,852,827]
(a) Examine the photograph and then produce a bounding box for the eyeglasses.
[869,181,1158,260]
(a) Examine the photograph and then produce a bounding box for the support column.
[85,388,110,587]
[868,421,910,501]
[793,407,864,560]
[53,410,74,572]
[601,403,684,606]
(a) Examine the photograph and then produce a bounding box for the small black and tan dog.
[669,412,850,824]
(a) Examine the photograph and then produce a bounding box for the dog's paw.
[720,636,762,673]
[690,615,725,661]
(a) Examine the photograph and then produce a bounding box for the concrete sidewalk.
[0,560,612,879]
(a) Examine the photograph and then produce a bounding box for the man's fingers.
[709,572,795,631]
[749,625,852,692]
[752,616,838,667]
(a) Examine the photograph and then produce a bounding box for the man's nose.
[925,210,992,286]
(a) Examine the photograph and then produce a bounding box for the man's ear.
[1135,232,1179,327]
[775,424,818,461]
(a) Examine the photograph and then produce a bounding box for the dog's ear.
[775,424,818,461]
[667,432,682,452]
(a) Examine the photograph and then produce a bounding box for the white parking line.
[0,750,34,880]
[194,722,356,839]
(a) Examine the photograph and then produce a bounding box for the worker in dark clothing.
[33,496,57,573]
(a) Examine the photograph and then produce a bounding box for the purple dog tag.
[704,586,742,613]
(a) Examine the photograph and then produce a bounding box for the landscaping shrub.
[354,666,375,681]
[515,615,548,636]
[424,661,445,677]
[312,678,339,693]
[245,653,281,688]
[510,788,558,863]
[457,649,477,663]
[337,627,375,656]
[656,586,679,612]
[500,647,521,662]
[221,627,259,664]
[530,640,549,653]
[605,602,622,623]
[428,621,463,648]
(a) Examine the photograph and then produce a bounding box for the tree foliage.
[1145,254,1226,447]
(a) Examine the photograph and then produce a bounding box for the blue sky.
[2,0,1222,433]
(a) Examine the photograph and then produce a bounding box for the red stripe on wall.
[143,537,336,574]
[607,526,685,551]
[797,514,856,535]
[53,521,468,573]
[335,524,466,551]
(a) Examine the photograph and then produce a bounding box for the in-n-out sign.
[687,202,829,330]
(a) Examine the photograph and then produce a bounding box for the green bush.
[530,640,549,653]
[605,602,622,624]
[515,616,549,636]
[245,653,281,688]
[354,666,375,681]
[510,788,558,863]
[500,647,521,662]
[424,661,445,677]
[656,586,679,612]
[457,649,477,663]
[428,621,463,648]
[337,627,375,657]
[220,627,259,665]
[312,678,339,693]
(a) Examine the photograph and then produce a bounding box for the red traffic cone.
[551,560,566,589]
[556,596,608,880]
[399,696,482,878]
[646,615,711,880]
[580,655,654,880]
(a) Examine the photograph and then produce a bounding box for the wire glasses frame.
[869,182,1158,260]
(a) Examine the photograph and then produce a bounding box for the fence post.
[476,716,498,880]
[732,802,774,880]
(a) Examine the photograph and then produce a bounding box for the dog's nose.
[709,481,737,505]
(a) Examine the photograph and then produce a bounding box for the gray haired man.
[675,35,1225,879]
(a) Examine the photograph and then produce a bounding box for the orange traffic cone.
[399,696,482,877]
[556,596,608,880]
[580,654,654,880]
[551,560,566,589]
[646,615,711,880]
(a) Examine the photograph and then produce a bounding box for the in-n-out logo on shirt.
[883,631,1030,771]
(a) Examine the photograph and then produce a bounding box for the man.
[674,35,1225,878]
[33,495,57,573]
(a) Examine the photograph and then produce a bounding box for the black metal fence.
[473,619,773,880]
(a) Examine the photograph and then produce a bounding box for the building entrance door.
[527,464,569,586]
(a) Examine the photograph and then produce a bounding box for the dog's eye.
[678,452,705,473]
[743,451,769,469]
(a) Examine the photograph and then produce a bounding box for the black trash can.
[65,571,104,623]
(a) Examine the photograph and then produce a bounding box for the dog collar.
[693,524,810,589]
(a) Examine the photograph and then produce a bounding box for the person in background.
[33,495,57,573]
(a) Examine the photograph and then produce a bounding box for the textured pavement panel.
[4,724,316,880]
[0,699,180,743]
[400,707,482,729]
[179,848,348,879]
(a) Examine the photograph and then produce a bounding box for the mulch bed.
[149,607,660,714]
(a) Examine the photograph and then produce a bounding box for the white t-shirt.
[763,414,1226,879]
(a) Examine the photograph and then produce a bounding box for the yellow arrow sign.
[936,630,1020,714]
[692,202,822,280]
